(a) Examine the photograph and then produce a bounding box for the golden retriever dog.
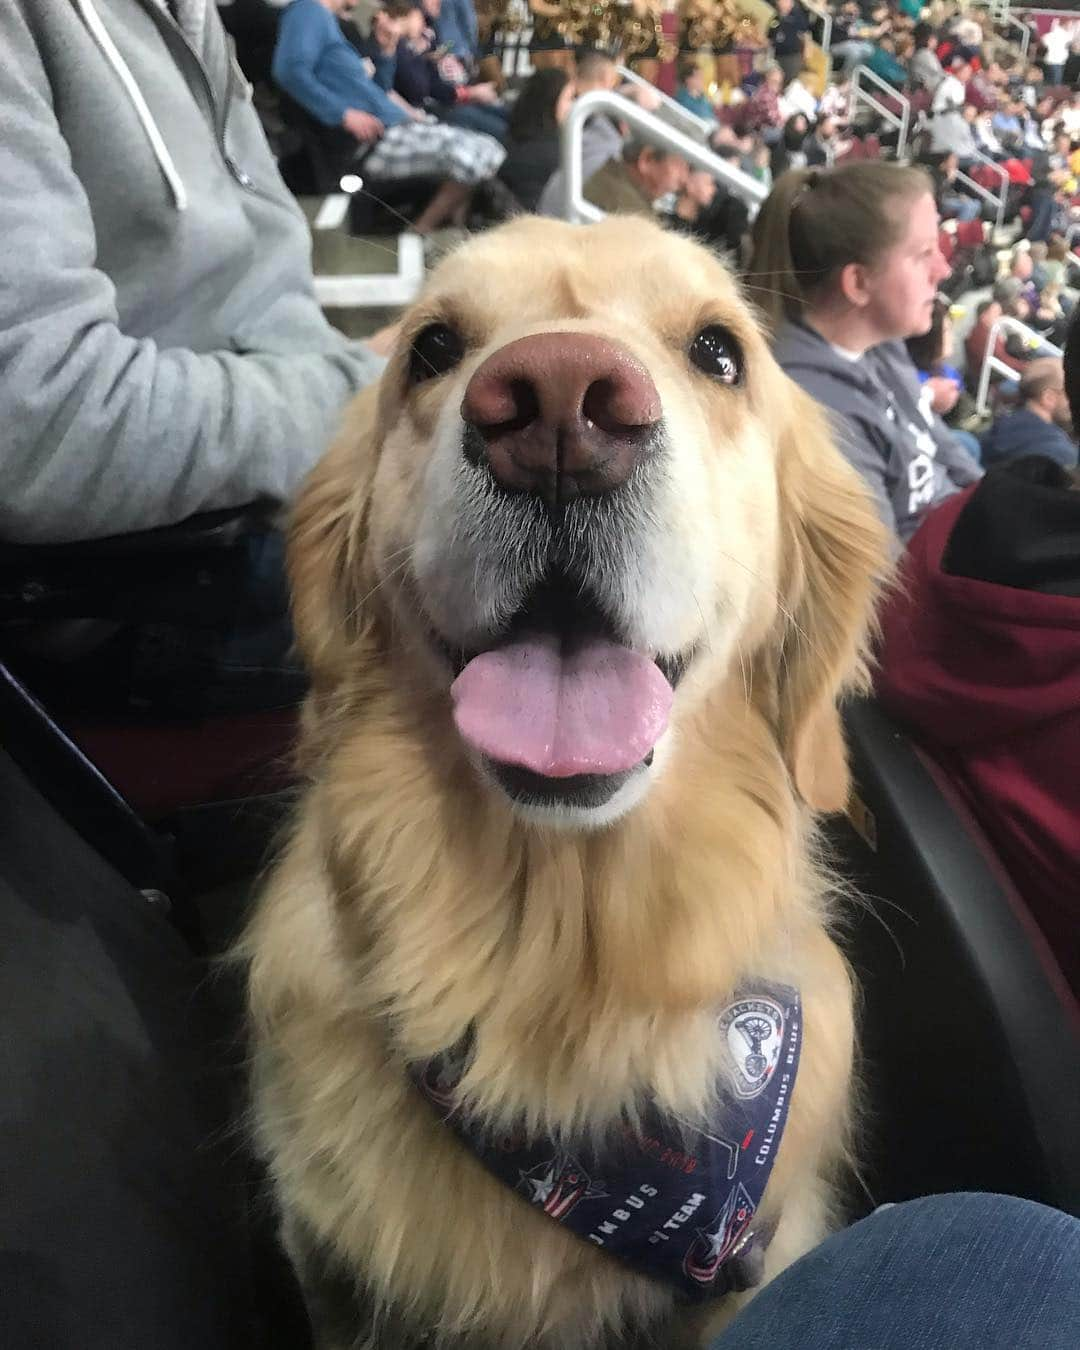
[243,215,888,1350]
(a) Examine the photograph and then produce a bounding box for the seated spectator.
[675,57,717,125]
[877,316,1080,997]
[770,114,811,178]
[973,110,1006,161]
[991,98,1025,154]
[749,163,981,543]
[819,70,854,130]
[534,51,628,219]
[743,65,786,142]
[966,59,1005,114]
[931,57,972,116]
[583,137,689,217]
[865,36,909,89]
[804,115,847,168]
[273,0,506,235]
[830,1,881,74]
[768,0,811,85]
[906,297,977,437]
[930,150,981,222]
[779,68,819,124]
[1034,284,1069,346]
[910,22,945,93]
[1020,63,1045,111]
[981,359,1077,468]
[1042,235,1072,290]
[930,101,979,166]
[496,68,572,212]
[1006,248,1040,311]
[965,298,1028,392]
[664,170,751,259]
[392,0,508,141]
[1,0,387,715]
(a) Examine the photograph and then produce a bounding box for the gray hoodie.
[0,0,384,543]
[773,319,982,543]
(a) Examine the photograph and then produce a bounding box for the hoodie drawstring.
[73,0,189,211]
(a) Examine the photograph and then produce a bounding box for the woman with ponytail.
[747,163,982,543]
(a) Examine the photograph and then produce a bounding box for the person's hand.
[625,83,661,113]
[342,109,384,143]
[927,376,960,414]
[467,81,499,105]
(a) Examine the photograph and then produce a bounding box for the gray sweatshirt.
[0,0,384,543]
[773,319,982,543]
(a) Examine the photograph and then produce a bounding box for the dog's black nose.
[460,333,662,508]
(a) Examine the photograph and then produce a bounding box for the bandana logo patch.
[719,997,785,1099]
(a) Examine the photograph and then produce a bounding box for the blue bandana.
[412,982,802,1302]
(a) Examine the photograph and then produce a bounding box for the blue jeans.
[940,192,981,223]
[709,1194,1080,1349]
[436,101,510,142]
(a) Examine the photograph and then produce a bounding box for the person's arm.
[0,0,383,544]
[272,3,350,127]
[828,412,903,543]
[936,427,983,488]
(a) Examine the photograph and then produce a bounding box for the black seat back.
[0,751,311,1349]
[828,700,1080,1216]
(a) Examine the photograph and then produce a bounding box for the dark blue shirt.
[272,0,407,129]
[982,408,1078,470]
[769,6,809,57]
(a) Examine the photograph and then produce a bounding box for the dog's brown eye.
[410,323,464,383]
[688,326,742,385]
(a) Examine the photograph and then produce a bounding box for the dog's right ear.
[288,386,380,683]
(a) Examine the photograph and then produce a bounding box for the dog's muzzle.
[442,334,679,816]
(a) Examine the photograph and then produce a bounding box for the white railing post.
[849,64,911,160]
[560,89,768,226]
[975,316,1062,416]
[615,64,712,142]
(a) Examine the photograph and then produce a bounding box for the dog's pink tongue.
[451,632,672,778]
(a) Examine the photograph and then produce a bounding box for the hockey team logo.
[719,997,785,1099]
[519,1153,604,1221]
[683,1184,756,1287]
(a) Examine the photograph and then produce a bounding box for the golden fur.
[243,216,889,1349]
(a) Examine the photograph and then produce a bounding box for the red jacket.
[877,488,1080,999]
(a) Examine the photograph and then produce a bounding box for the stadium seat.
[0,509,301,899]
[0,748,312,1350]
[828,700,1080,1218]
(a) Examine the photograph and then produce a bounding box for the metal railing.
[972,0,1035,57]
[975,315,1062,416]
[559,89,768,226]
[802,0,833,54]
[1002,13,1033,58]
[956,149,1011,233]
[615,64,713,142]
[850,64,911,161]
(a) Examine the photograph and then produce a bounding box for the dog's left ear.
[767,384,890,812]
[288,385,380,685]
